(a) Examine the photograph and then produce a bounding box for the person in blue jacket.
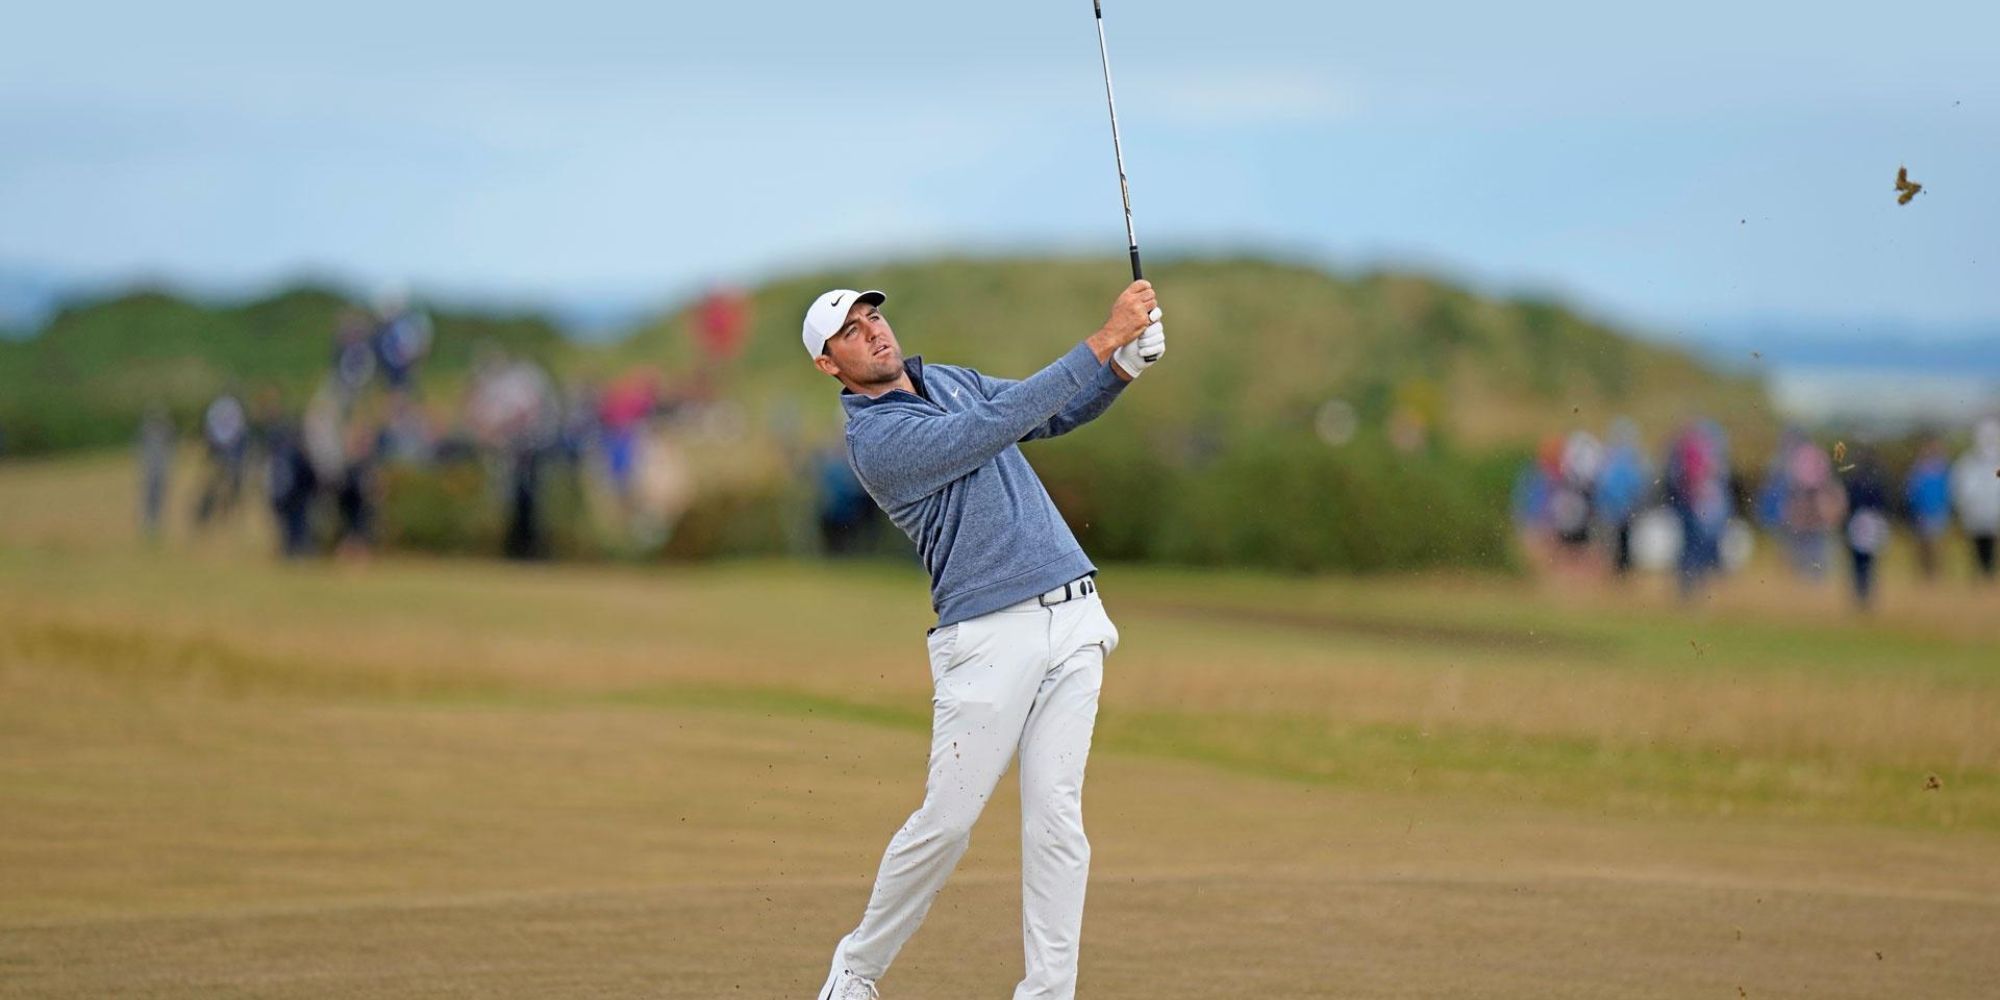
[804,282,1164,1000]
[1905,438,1952,580]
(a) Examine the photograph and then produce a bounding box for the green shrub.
[661,483,799,561]
[377,456,592,559]
[1037,433,1516,574]
[378,462,502,555]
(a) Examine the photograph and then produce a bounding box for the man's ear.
[813,354,841,378]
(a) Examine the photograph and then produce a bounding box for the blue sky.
[4,0,1997,336]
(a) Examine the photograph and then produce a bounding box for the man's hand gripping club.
[1087,280,1167,381]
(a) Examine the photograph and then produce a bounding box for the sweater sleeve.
[965,359,1128,442]
[848,343,1100,506]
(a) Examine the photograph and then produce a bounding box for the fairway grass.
[6,537,1993,831]
[3,452,1999,997]
[5,693,1996,998]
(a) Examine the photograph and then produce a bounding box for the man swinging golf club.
[806,280,1166,1000]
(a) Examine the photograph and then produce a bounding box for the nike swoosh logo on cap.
[830,294,844,308]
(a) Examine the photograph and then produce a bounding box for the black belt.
[1037,575,1097,607]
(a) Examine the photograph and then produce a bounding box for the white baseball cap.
[802,288,886,358]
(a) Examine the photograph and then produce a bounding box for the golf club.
[1091,0,1163,362]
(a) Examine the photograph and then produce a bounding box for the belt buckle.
[1038,577,1091,607]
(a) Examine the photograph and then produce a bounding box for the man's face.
[814,300,903,387]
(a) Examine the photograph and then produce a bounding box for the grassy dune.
[614,257,1770,453]
[3,452,1999,997]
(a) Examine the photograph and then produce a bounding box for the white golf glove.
[1113,307,1166,379]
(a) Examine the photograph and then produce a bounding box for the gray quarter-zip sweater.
[840,342,1128,626]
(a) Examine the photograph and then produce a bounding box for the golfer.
[807,281,1166,1000]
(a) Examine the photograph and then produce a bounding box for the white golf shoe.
[815,952,878,1000]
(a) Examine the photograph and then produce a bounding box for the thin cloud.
[1149,69,1360,126]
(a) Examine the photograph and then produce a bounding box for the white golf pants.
[832,588,1118,1000]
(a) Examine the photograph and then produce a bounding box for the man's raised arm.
[850,282,1159,505]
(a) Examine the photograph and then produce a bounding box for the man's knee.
[1026,823,1091,868]
[1023,794,1088,856]
[909,796,984,847]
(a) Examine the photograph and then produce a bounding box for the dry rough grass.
[2,452,1998,997]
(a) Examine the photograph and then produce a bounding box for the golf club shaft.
[1092,0,1140,282]
[1093,0,1161,363]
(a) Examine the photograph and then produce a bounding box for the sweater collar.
[839,355,929,407]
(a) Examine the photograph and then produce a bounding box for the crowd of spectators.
[1516,415,2000,608]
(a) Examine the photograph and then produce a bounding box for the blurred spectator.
[557,378,597,461]
[303,380,347,487]
[1953,417,2000,580]
[814,442,878,557]
[194,389,249,528]
[1905,438,1953,581]
[378,393,435,465]
[1778,435,1844,579]
[1842,448,1890,609]
[370,290,435,460]
[1594,418,1651,575]
[331,309,377,397]
[137,405,174,540]
[264,413,319,559]
[1755,428,1801,537]
[335,413,383,558]
[630,433,694,550]
[303,380,381,560]
[597,369,660,514]
[248,383,285,446]
[695,286,751,364]
[371,287,433,394]
[1550,430,1603,559]
[1511,435,1564,551]
[1664,420,1730,600]
[467,348,561,560]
